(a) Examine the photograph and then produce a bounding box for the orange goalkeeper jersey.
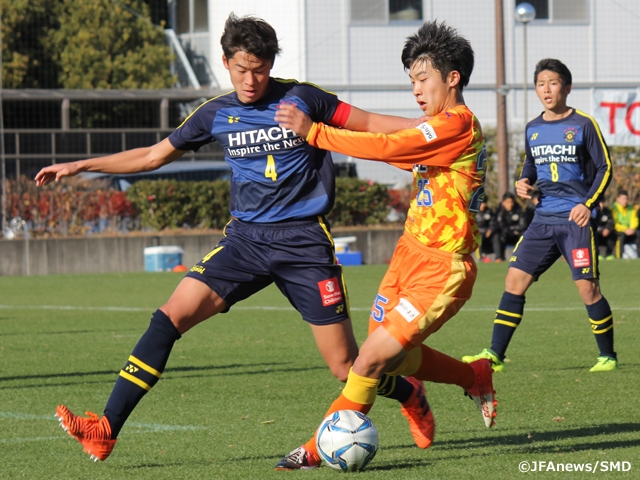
[306,105,486,254]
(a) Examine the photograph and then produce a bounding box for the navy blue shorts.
[509,221,600,281]
[185,217,350,325]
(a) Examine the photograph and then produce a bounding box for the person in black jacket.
[490,192,525,262]
[475,200,495,262]
[595,200,615,259]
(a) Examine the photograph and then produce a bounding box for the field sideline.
[1,261,638,479]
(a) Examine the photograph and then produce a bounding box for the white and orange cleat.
[465,359,498,428]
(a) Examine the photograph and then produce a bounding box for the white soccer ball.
[316,410,379,472]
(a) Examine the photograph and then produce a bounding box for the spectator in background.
[523,190,540,229]
[490,192,525,262]
[611,190,638,259]
[595,200,616,260]
[475,200,495,262]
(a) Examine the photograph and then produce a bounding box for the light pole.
[515,2,536,131]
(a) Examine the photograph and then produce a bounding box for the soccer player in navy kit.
[34,13,428,462]
[463,58,618,373]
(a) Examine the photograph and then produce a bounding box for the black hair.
[502,191,516,201]
[220,13,281,64]
[617,189,629,197]
[534,58,572,86]
[401,20,474,91]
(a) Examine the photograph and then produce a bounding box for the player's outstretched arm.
[34,138,186,187]
[344,105,424,134]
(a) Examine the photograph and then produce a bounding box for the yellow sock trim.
[342,368,379,405]
[494,319,519,328]
[119,370,151,391]
[593,324,614,334]
[589,315,613,325]
[129,355,162,378]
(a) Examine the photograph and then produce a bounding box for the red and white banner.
[593,89,640,146]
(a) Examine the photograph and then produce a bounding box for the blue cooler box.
[144,246,184,272]
[336,251,363,266]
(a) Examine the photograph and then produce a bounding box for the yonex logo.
[125,364,139,373]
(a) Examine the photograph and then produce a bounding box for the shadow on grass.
[88,424,640,473]
[396,423,640,457]
[0,362,329,389]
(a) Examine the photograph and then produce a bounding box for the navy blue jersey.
[521,109,612,225]
[168,78,343,222]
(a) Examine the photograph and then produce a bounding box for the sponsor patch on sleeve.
[394,298,420,323]
[417,122,438,142]
[318,277,343,307]
[571,248,591,268]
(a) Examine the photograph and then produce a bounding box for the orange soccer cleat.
[400,377,435,449]
[55,405,117,461]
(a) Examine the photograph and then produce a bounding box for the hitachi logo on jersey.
[228,127,296,146]
[530,144,576,157]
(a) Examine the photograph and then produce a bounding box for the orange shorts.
[368,231,477,349]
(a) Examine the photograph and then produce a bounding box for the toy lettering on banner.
[593,89,640,146]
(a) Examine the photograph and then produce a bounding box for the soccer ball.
[316,410,379,472]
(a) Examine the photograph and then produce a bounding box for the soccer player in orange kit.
[273,20,497,470]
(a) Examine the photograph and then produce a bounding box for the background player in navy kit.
[463,58,617,373]
[34,13,427,462]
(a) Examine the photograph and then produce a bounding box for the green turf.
[1,260,639,479]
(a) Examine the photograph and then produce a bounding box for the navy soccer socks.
[586,296,616,358]
[104,309,181,438]
[377,374,414,403]
[490,292,526,360]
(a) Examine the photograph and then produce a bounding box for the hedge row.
[126,177,393,230]
[3,176,399,237]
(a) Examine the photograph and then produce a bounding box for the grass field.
[1,260,639,479]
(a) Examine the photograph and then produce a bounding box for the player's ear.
[222,55,230,70]
[448,70,461,88]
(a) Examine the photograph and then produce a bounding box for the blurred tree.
[47,0,174,89]
[1,0,59,88]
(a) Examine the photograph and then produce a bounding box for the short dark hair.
[618,189,629,197]
[220,13,281,64]
[502,191,516,201]
[534,58,572,86]
[401,21,474,91]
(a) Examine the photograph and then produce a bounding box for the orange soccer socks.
[411,344,475,391]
